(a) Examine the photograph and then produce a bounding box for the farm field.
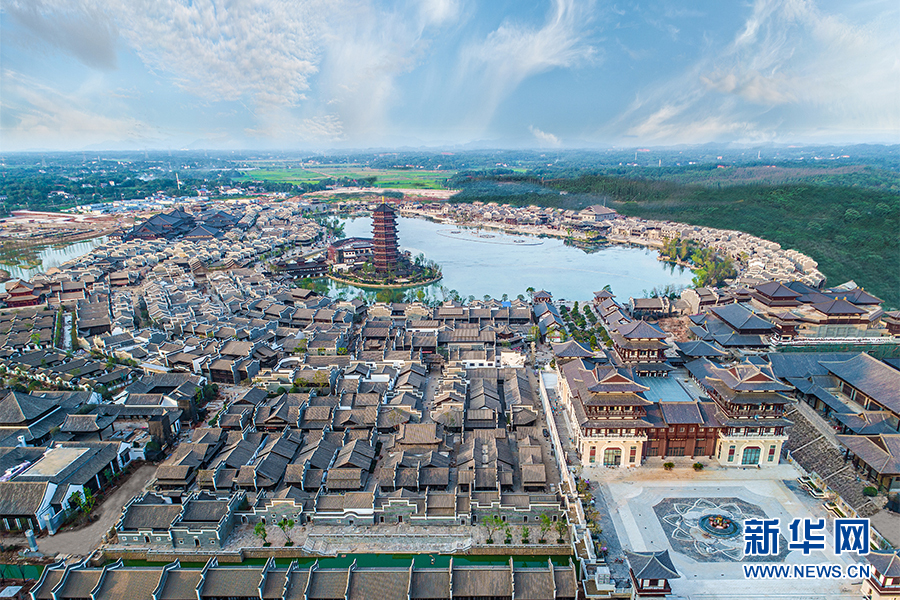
[240,164,455,189]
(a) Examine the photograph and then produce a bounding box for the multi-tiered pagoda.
[372,203,399,273]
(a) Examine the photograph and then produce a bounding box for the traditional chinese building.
[861,550,900,600]
[624,549,680,598]
[2,280,41,308]
[558,359,652,467]
[372,203,399,273]
[686,359,794,467]
[609,320,671,376]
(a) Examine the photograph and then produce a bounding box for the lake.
[0,217,693,303]
[333,216,693,302]
[0,237,110,280]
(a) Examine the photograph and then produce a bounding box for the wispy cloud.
[457,0,597,126]
[4,1,119,70]
[614,0,900,143]
[0,69,157,149]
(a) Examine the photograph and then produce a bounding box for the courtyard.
[588,462,867,599]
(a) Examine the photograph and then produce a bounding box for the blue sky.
[1,0,897,150]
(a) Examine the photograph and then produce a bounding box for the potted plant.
[693,462,704,471]
[663,462,675,471]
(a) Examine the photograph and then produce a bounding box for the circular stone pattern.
[698,514,741,538]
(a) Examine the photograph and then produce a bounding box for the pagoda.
[372,203,399,273]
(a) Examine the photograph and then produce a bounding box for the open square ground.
[591,463,866,599]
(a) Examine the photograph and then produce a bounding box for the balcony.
[721,431,786,438]
[582,431,647,439]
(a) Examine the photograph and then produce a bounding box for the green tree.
[254,522,268,545]
[539,514,553,543]
[277,517,295,544]
[555,517,568,543]
[483,515,503,543]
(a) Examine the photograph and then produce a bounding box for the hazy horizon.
[2,0,898,152]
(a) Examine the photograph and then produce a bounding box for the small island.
[327,203,442,289]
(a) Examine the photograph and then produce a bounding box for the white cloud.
[0,69,158,150]
[529,125,561,146]
[4,0,119,69]
[457,0,597,126]
[2,0,466,145]
[614,0,900,143]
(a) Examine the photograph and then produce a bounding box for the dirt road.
[38,465,156,557]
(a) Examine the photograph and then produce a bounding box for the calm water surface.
[0,237,109,280]
[1,218,692,303]
[337,216,692,301]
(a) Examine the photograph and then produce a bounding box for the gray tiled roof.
[95,568,164,600]
[0,480,48,516]
[625,549,680,580]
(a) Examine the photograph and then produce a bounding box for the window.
[678,427,685,433]
[647,446,658,457]
[742,446,761,465]
[727,446,736,462]
[768,445,777,462]
[670,447,684,457]
[603,448,622,466]
[589,447,596,463]
[629,447,637,463]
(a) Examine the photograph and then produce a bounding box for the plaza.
[589,462,867,599]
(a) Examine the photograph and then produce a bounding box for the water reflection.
[326,216,692,301]
[0,237,109,280]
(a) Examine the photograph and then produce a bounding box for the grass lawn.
[240,164,455,189]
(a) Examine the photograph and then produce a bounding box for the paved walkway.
[39,465,157,558]
[793,399,841,448]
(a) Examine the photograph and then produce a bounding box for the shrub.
[863,486,878,497]
[693,462,704,471]
[663,462,675,471]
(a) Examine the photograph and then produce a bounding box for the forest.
[451,173,899,308]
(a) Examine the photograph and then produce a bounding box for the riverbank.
[327,273,443,289]
[337,215,693,300]
[0,228,117,249]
